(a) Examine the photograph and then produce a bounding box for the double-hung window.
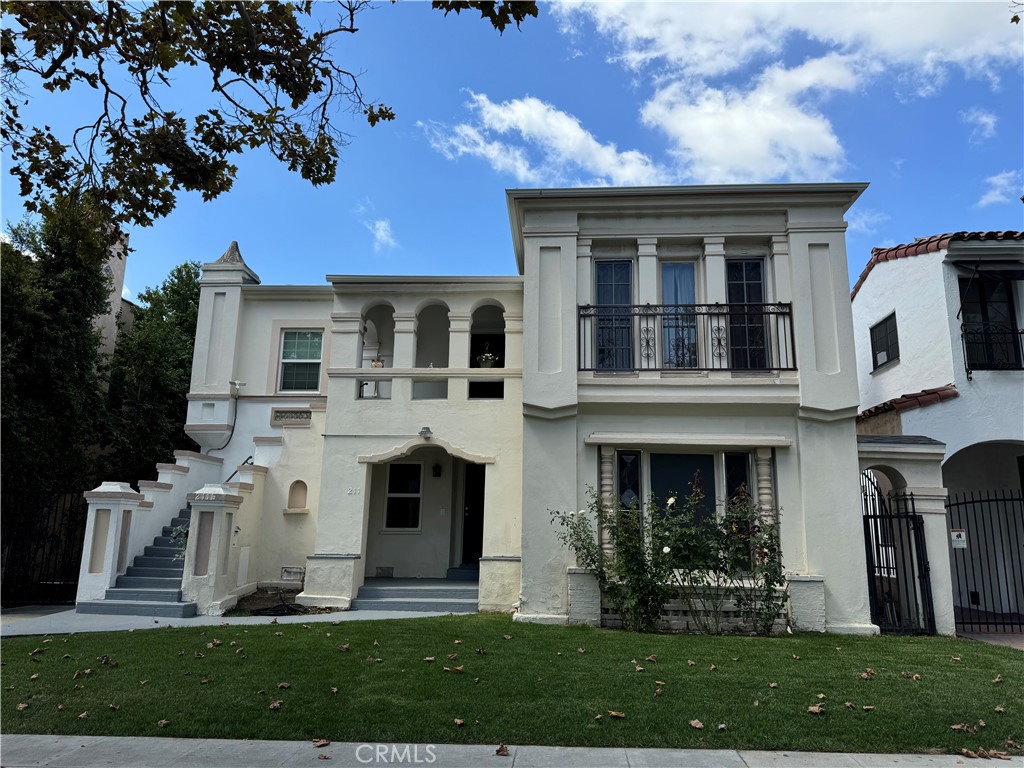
[280,330,323,391]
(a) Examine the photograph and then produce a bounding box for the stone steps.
[352,579,478,613]
[77,506,198,619]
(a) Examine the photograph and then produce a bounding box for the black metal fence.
[578,303,796,373]
[946,489,1024,632]
[860,473,936,635]
[1,486,90,606]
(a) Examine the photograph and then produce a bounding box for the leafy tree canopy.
[104,260,201,484]
[2,1,538,229]
[0,195,111,487]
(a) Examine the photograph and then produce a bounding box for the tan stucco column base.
[567,567,601,626]
[296,554,361,609]
[478,557,521,612]
[787,574,826,632]
[513,613,569,625]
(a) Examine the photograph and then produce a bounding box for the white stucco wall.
[852,249,955,412]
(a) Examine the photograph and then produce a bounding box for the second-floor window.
[870,312,899,371]
[280,330,323,391]
[595,260,633,370]
[960,277,1022,370]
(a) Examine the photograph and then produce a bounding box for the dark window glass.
[650,453,715,526]
[616,451,642,509]
[595,261,633,370]
[869,313,899,370]
[280,330,322,391]
[387,463,421,494]
[724,452,751,500]
[960,277,1021,370]
[385,497,420,528]
[726,260,768,368]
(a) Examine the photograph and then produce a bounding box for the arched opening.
[943,440,1024,495]
[287,480,308,511]
[414,304,450,400]
[360,304,395,400]
[469,303,505,400]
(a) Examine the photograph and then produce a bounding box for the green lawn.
[2,614,1020,754]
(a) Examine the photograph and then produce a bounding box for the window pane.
[385,497,420,528]
[617,451,641,509]
[650,453,715,525]
[283,331,322,361]
[388,464,421,494]
[281,362,320,390]
[725,452,751,499]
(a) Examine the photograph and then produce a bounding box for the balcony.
[961,323,1024,380]
[577,303,796,373]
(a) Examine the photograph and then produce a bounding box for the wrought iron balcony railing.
[961,322,1024,381]
[577,303,796,373]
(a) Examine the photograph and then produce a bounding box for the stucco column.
[77,482,144,603]
[392,313,417,368]
[755,447,776,516]
[907,488,956,636]
[599,445,615,557]
[703,237,726,303]
[181,484,244,615]
[771,235,792,303]
[576,238,593,306]
[449,311,471,400]
[504,312,524,368]
[637,237,658,305]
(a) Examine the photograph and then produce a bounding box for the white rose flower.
[667,497,676,508]
[662,546,671,554]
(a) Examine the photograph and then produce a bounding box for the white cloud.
[975,170,1022,207]
[960,107,998,143]
[847,208,891,236]
[365,219,397,251]
[121,284,135,302]
[420,94,667,186]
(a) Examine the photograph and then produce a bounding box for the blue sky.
[2,1,1022,302]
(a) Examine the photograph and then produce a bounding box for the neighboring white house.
[852,230,1024,633]
[76,183,955,635]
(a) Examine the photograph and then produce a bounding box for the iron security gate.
[861,472,936,635]
[0,486,89,606]
[947,490,1024,632]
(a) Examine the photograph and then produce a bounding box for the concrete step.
[351,598,477,613]
[144,545,179,558]
[115,575,182,589]
[152,536,181,548]
[177,507,191,519]
[133,555,183,569]
[76,600,197,618]
[170,517,190,529]
[104,588,183,603]
[446,566,481,581]
[356,586,479,600]
[130,557,185,572]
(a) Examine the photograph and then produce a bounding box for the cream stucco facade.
[81,183,961,634]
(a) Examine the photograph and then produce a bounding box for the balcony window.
[595,260,633,371]
[869,312,899,371]
[727,259,768,370]
[960,277,1022,372]
[661,262,697,369]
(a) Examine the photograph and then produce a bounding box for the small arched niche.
[415,303,451,369]
[469,303,505,400]
[286,480,308,513]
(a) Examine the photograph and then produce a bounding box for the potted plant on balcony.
[476,344,499,368]
[370,355,385,368]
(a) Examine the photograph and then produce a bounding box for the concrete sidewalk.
[0,735,980,768]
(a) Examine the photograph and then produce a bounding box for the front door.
[461,463,485,566]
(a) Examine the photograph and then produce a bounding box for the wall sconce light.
[419,426,433,439]
[432,463,442,478]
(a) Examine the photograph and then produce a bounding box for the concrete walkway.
[0,735,984,768]
[0,605,453,638]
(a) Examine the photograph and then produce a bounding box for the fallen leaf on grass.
[339,644,350,652]
[443,665,465,674]
[807,704,825,715]
[476,648,486,656]
[689,719,704,730]
[594,714,603,720]
[816,693,827,700]
[30,673,39,680]
[423,657,436,662]
[235,648,245,655]
[860,668,876,680]
[200,679,210,685]
[687,659,696,666]
[961,749,978,759]
[845,702,854,709]
[718,723,727,731]
[195,652,205,659]
[313,739,331,748]
[654,688,663,697]
[157,719,170,727]
[503,634,512,640]
[655,680,666,686]
[447,653,459,661]
[913,674,921,681]
[645,655,658,663]
[769,682,779,689]
[862,706,875,711]
[140,680,148,685]
[607,710,626,719]
[577,647,586,654]
[952,655,962,662]
[57,704,65,711]
[496,744,510,756]
[108,704,119,711]
[978,720,986,728]
[709,664,717,671]
[78,711,89,719]
[995,705,1005,713]
[453,640,462,645]
[16,703,28,711]
[278,682,291,689]
[373,639,380,647]
[792,655,801,660]
[273,632,283,637]
[635,665,645,673]
[330,687,338,694]
[993,675,1003,684]
[269,700,282,710]
[454,718,465,727]
[28,648,45,656]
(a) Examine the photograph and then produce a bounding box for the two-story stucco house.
[76,183,957,635]
[852,231,1024,633]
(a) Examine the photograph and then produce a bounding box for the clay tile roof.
[856,385,959,422]
[850,231,1024,300]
